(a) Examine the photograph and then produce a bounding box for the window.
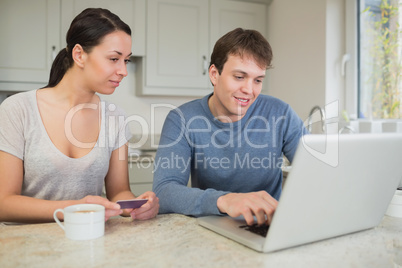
[352,0,402,119]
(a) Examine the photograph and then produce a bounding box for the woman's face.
[82,30,132,95]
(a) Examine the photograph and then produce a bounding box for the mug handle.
[53,209,65,231]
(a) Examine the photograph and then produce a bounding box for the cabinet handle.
[52,46,56,61]
[202,55,208,75]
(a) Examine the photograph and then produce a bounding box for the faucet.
[338,125,355,134]
[307,106,326,133]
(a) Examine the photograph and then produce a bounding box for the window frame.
[345,0,359,120]
[346,0,402,120]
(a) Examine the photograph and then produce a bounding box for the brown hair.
[209,28,273,74]
[44,8,131,88]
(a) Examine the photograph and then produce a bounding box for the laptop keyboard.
[239,223,270,237]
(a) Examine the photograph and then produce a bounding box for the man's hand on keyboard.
[217,191,278,225]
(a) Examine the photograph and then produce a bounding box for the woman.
[0,8,159,223]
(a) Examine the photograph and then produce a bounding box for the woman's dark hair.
[210,28,273,74]
[44,8,131,88]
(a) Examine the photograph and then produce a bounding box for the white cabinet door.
[129,159,154,196]
[60,0,145,56]
[145,0,210,91]
[140,0,268,96]
[210,0,267,51]
[0,0,60,87]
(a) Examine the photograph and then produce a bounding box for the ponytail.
[42,8,131,89]
[43,48,73,88]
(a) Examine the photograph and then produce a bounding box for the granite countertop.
[1,214,402,267]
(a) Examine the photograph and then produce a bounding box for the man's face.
[208,54,266,123]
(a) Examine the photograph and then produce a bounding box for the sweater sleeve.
[152,109,228,216]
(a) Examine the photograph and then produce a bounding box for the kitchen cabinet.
[127,151,191,196]
[209,0,267,49]
[0,0,60,91]
[0,0,268,95]
[60,0,145,56]
[138,0,268,96]
[0,0,144,92]
[144,0,210,94]
[128,156,154,197]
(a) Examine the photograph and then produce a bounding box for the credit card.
[116,199,148,209]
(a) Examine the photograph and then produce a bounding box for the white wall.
[267,0,345,122]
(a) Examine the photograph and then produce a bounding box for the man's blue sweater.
[153,94,306,216]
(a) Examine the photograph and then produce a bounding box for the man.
[153,28,307,226]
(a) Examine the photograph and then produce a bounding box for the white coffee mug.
[53,204,105,240]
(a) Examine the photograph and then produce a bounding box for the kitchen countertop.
[1,214,401,268]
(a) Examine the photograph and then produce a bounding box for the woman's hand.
[81,195,122,221]
[126,191,159,220]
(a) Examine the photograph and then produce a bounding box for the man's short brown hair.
[210,28,273,74]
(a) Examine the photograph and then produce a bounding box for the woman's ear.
[209,64,219,87]
[71,44,86,68]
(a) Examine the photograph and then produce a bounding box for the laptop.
[197,133,402,253]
